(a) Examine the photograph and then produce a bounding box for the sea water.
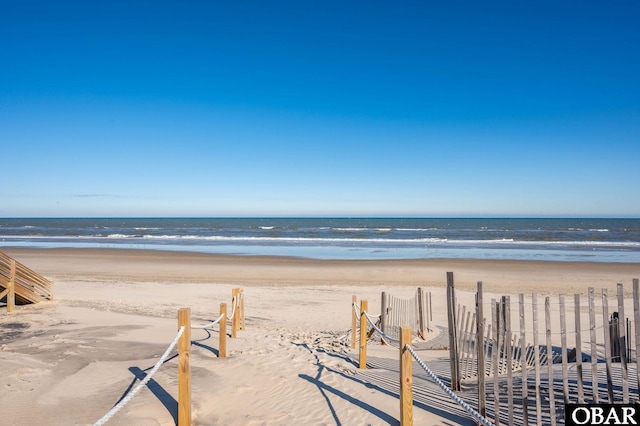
[1,217,639,263]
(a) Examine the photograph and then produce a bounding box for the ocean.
[1,217,639,263]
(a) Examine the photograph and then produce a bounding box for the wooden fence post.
[417,288,425,339]
[359,300,368,369]
[7,259,16,313]
[545,296,557,426]
[178,308,191,426]
[602,288,614,402]
[446,272,461,391]
[231,288,239,338]
[219,303,227,358]
[532,293,542,423]
[519,293,529,426]
[504,296,514,425]
[351,295,357,350]
[400,326,413,426]
[617,283,629,403]
[381,292,387,345]
[588,288,599,403]
[476,282,486,423]
[559,294,569,404]
[574,293,584,403]
[633,279,640,396]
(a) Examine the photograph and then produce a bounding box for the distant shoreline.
[3,246,639,294]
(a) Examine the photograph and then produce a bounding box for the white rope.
[364,311,400,343]
[352,302,380,319]
[191,313,225,329]
[405,344,494,426]
[93,326,186,426]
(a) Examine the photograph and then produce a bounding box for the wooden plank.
[545,296,557,426]
[484,323,492,377]
[634,279,640,398]
[447,272,461,391]
[476,281,487,422]
[400,326,413,426]
[602,288,614,403]
[461,310,471,379]
[417,288,425,339]
[532,293,542,425]
[178,308,192,426]
[617,283,629,403]
[574,294,584,403]
[381,292,387,345]
[588,288,599,403]
[359,300,368,369]
[463,313,476,379]
[492,300,501,426]
[8,259,16,313]
[459,305,467,354]
[519,294,529,426]
[504,296,514,426]
[559,294,569,404]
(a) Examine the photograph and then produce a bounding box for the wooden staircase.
[0,252,53,312]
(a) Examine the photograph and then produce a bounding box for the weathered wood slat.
[0,252,53,306]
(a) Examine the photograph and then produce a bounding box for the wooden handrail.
[0,252,53,310]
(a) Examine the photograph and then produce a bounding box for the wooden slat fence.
[450,278,640,425]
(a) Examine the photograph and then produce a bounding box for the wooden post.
[231,288,239,338]
[560,294,569,404]
[476,282,486,423]
[492,300,501,426]
[417,288,425,339]
[545,296,557,426]
[400,326,413,426]
[446,272,461,391]
[7,259,16,313]
[588,288,599,403]
[602,288,614,403]
[381,292,388,345]
[351,295,357,350]
[219,303,227,358]
[178,308,191,426]
[519,294,529,426]
[504,296,514,426]
[633,279,640,397]
[359,300,368,369]
[574,294,584,403]
[617,283,629,403]
[532,293,542,423]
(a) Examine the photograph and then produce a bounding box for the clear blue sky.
[2,1,639,217]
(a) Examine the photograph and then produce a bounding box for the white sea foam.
[259,226,275,230]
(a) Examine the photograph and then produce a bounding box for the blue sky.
[1,1,639,217]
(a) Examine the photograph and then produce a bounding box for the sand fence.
[92,288,245,426]
[451,277,640,426]
[352,275,640,426]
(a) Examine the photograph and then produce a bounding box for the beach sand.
[1,248,639,425]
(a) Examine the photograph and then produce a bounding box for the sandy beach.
[1,248,639,425]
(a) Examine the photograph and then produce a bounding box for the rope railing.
[352,295,493,425]
[406,343,495,426]
[191,313,225,329]
[93,288,245,425]
[93,326,185,426]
